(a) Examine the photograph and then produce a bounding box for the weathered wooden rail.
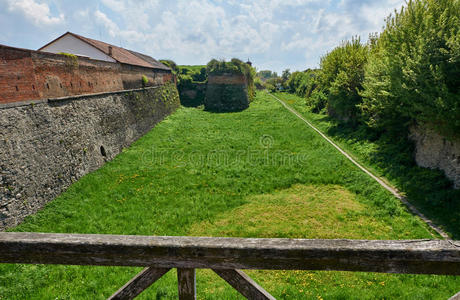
[0,233,459,299]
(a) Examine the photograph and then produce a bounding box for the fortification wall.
[0,83,180,229]
[178,82,206,107]
[205,73,249,112]
[120,64,172,90]
[410,125,460,189]
[0,45,173,104]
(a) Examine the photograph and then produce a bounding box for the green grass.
[1,92,459,299]
[178,65,206,72]
[274,92,460,240]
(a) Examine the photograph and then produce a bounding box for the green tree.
[360,0,460,137]
[319,37,369,122]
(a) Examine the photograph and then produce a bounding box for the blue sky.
[0,0,405,73]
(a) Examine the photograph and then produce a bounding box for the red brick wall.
[0,46,40,103]
[0,45,173,104]
[208,73,247,85]
[31,51,124,100]
[120,64,173,89]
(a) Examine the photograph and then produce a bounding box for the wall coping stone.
[0,86,162,110]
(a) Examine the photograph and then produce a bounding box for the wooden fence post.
[177,268,196,300]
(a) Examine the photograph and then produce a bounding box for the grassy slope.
[274,92,460,240]
[0,92,458,299]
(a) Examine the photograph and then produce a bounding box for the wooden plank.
[213,269,275,300]
[0,233,459,275]
[449,291,460,300]
[108,267,170,300]
[177,268,196,300]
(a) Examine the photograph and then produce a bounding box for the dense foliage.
[319,37,369,122]
[159,60,179,74]
[361,0,460,137]
[287,0,459,139]
[285,69,323,111]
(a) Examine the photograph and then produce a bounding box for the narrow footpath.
[268,92,450,240]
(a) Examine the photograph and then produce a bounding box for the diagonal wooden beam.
[213,269,276,300]
[177,268,196,300]
[449,291,460,300]
[108,267,170,300]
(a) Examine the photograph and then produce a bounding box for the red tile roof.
[39,32,170,70]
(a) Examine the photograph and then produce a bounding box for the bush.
[307,89,328,113]
[142,75,148,87]
[360,0,460,137]
[159,60,178,74]
[319,37,369,123]
[177,66,207,107]
[286,70,318,98]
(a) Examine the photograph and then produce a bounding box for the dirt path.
[268,92,450,240]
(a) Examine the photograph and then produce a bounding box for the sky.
[0,0,405,73]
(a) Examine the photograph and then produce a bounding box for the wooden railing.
[0,232,459,299]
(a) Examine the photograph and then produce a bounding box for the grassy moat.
[1,92,458,299]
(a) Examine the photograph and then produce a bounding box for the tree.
[360,0,460,137]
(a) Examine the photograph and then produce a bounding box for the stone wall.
[0,83,180,228]
[0,44,172,104]
[205,73,249,112]
[178,82,206,107]
[409,125,460,189]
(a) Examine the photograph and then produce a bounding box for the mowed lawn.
[0,92,459,299]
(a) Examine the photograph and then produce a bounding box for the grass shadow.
[316,116,460,239]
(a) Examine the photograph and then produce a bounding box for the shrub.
[319,37,369,123]
[360,0,460,137]
[142,75,148,87]
[159,60,179,74]
[286,70,318,98]
[177,66,207,107]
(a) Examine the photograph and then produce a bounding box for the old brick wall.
[205,73,249,112]
[0,46,40,103]
[0,83,180,229]
[0,45,173,104]
[120,64,172,90]
[31,51,124,99]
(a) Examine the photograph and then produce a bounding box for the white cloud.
[6,0,64,26]
[360,0,405,33]
[94,10,119,37]
[100,0,125,12]
[1,0,408,72]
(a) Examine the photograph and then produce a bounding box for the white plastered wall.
[40,34,116,63]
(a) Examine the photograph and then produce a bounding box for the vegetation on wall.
[58,52,78,69]
[141,75,148,87]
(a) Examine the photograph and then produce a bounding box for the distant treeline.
[286,0,459,139]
